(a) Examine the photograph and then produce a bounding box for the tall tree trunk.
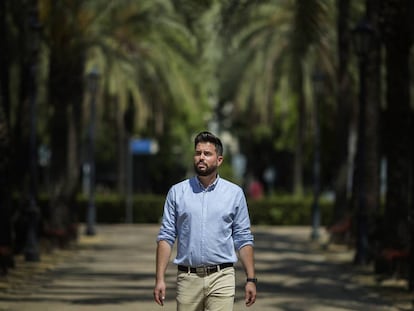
[46,0,84,238]
[0,0,10,121]
[364,0,381,245]
[380,0,411,250]
[49,51,70,230]
[352,0,382,264]
[48,56,83,233]
[0,1,11,242]
[8,0,42,259]
[0,102,14,271]
[332,0,354,224]
[410,106,414,291]
[0,68,14,271]
[406,0,414,293]
[292,65,305,197]
[115,95,127,196]
[13,0,32,204]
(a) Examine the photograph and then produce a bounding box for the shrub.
[248,196,333,225]
[75,194,333,226]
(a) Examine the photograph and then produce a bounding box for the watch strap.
[246,277,257,284]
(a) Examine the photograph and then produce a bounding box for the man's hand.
[153,280,166,306]
[245,282,257,307]
[154,240,172,306]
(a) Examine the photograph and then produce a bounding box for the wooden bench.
[326,216,352,245]
[42,223,78,249]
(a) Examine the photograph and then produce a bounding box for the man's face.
[193,142,223,176]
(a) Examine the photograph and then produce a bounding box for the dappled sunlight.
[1,224,405,310]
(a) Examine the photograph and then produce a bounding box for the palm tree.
[37,0,207,229]
[86,0,207,193]
[219,0,334,195]
[40,0,92,232]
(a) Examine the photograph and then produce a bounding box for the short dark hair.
[194,131,223,156]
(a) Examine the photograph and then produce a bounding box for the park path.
[0,224,406,311]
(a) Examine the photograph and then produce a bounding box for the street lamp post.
[351,18,374,264]
[85,68,99,236]
[310,70,324,241]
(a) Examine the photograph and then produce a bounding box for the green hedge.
[75,194,333,226]
[76,194,165,223]
[248,197,333,225]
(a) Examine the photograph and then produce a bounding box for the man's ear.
[217,156,224,166]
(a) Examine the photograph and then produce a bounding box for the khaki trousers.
[176,267,235,311]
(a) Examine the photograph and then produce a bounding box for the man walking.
[154,131,257,310]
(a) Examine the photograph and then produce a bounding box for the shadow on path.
[0,225,407,311]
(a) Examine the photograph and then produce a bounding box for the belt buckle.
[196,266,207,275]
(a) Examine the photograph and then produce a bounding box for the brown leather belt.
[178,263,233,275]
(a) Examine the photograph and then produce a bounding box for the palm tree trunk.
[381,0,411,250]
[293,66,305,197]
[364,0,381,242]
[332,0,353,223]
[0,101,14,272]
[410,107,414,291]
[115,95,127,196]
[48,52,83,237]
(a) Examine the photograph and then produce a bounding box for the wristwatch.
[246,277,258,284]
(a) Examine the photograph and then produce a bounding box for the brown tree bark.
[380,0,412,250]
[332,0,354,224]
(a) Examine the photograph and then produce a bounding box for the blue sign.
[130,138,159,155]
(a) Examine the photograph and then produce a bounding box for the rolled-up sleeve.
[232,192,254,250]
[156,188,177,246]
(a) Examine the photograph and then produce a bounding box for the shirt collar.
[196,175,219,192]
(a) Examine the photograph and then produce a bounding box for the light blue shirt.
[157,175,254,267]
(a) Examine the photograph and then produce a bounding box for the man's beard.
[194,163,217,176]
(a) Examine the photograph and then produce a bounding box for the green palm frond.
[83,0,206,135]
[219,0,334,127]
